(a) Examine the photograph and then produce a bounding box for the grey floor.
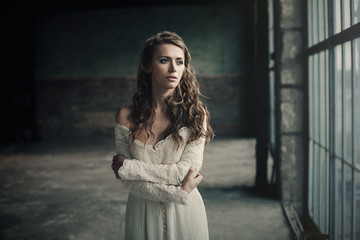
[0,136,294,240]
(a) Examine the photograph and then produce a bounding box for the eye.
[159,59,168,63]
[177,60,184,65]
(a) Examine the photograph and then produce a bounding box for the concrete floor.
[0,137,294,240]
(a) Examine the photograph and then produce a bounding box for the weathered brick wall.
[275,0,305,215]
[198,75,255,137]
[34,4,255,138]
[36,77,136,138]
[36,74,254,138]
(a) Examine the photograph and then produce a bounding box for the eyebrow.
[159,56,184,60]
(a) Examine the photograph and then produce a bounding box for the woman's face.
[149,44,185,92]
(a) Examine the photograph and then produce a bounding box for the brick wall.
[274,0,305,215]
[36,74,255,138]
[34,4,255,138]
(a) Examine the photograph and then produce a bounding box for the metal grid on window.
[308,49,330,234]
[308,0,360,47]
[268,0,276,162]
[307,0,360,239]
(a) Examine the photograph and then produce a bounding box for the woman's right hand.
[181,166,203,194]
[111,154,127,179]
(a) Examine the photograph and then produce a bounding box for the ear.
[144,65,152,74]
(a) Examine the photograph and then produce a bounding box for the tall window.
[307,0,360,239]
[268,0,276,162]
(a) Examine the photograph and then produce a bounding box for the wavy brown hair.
[129,31,214,148]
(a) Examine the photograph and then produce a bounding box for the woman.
[112,31,214,240]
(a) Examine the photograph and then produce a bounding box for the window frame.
[305,0,360,239]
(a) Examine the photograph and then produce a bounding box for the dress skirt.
[125,188,209,240]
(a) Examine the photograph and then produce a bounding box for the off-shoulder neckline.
[115,123,188,151]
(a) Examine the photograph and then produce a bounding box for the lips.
[166,76,178,81]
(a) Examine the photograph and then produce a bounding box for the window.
[268,0,276,156]
[307,0,360,239]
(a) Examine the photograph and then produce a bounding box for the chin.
[164,82,179,89]
[153,81,179,91]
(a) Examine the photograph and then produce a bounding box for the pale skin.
[112,43,203,194]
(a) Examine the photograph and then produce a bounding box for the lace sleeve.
[115,124,189,205]
[118,137,205,186]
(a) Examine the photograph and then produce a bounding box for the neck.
[151,87,173,113]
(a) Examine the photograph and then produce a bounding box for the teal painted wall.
[35,5,245,78]
[34,4,255,137]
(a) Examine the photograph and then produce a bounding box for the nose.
[168,61,176,73]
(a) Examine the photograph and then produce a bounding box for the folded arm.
[118,136,205,186]
[116,109,208,186]
[114,123,190,205]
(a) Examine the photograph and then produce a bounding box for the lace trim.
[115,123,189,151]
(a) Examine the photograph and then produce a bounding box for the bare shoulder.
[115,106,132,128]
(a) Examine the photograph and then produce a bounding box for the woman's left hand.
[181,166,203,193]
[111,154,126,179]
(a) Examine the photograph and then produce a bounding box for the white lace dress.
[115,123,209,240]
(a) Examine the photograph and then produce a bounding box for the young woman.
[112,31,214,240]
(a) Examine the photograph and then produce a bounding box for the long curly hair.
[129,31,214,148]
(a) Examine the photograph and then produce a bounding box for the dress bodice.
[115,123,191,165]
